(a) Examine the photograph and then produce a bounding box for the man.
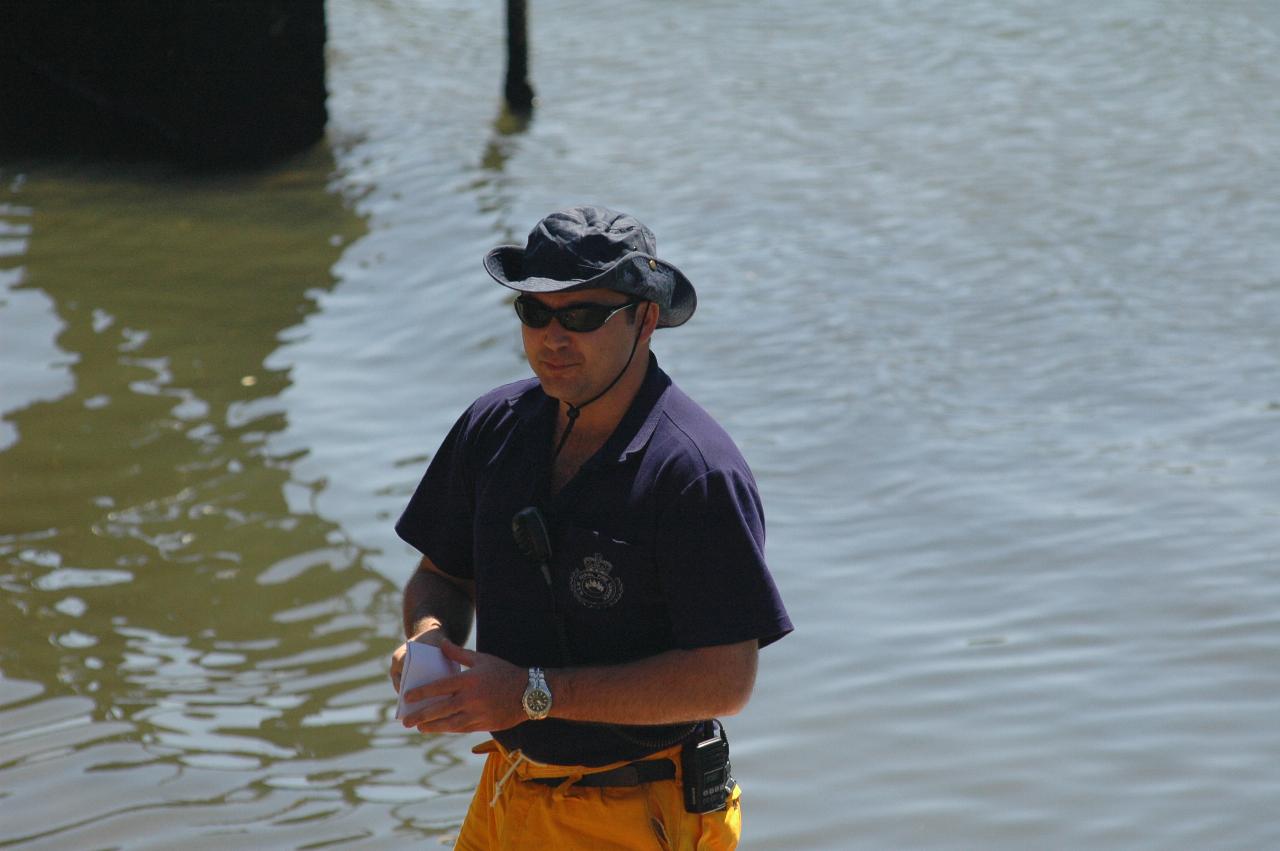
[390,205,792,849]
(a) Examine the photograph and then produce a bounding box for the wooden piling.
[504,0,535,116]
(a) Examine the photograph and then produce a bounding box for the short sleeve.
[395,407,478,580]
[654,468,793,650]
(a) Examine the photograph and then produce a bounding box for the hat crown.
[523,206,656,281]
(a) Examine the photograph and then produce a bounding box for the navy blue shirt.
[396,355,792,766]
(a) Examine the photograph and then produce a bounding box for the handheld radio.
[512,506,553,587]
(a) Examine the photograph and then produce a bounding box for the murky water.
[3,1,1280,848]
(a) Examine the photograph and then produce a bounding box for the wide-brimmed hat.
[483,205,696,328]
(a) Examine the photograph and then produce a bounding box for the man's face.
[519,287,651,406]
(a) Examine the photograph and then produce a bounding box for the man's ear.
[638,301,660,342]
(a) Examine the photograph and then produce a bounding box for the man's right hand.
[389,626,447,694]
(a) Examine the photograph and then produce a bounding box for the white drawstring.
[490,750,530,807]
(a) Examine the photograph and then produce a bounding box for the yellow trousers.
[454,739,742,850]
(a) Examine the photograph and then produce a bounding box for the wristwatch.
[522,667,552,721]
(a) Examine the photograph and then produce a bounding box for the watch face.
[525,689,551,715]
[523,668,551,719]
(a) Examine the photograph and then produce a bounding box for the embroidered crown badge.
[570,552,624,609]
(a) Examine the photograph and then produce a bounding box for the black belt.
[526,758,676,789]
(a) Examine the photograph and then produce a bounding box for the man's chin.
[535,373,583,404]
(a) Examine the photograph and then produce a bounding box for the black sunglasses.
[514,295,641,333]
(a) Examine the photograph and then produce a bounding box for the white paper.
[395,641,462,719]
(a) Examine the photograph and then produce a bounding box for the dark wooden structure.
[0,1,327,166]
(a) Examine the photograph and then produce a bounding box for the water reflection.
[474,104,533,240]
[0,150,468,847]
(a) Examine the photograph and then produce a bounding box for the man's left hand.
[399,640,527,734]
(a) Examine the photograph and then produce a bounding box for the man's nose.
[542,319,572,347]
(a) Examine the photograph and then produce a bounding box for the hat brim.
[484,246,696,328]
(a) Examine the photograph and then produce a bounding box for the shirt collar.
[507,378,555,423]
[611,353,671,462]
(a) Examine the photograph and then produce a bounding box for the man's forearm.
[549,639,758,726]
[402,558,475,644]
[399,638,758,734]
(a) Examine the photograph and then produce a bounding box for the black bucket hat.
[483,205,696,328]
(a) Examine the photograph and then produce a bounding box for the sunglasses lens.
[558,306,610,333]
[514,297,552,328]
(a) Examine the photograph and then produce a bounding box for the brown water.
[0,155,475,847]
[5,1,1280,848]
